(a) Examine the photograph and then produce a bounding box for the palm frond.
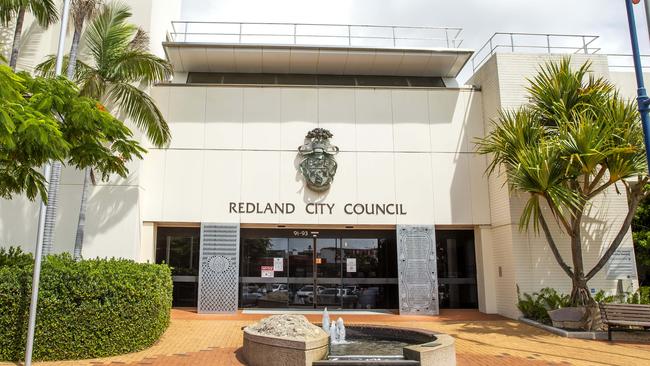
[83,1,133,70]
[111,50,172,84]
[105,82,170,147]
[28,0,58,27]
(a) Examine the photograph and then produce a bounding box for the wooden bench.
[598,303,650,341]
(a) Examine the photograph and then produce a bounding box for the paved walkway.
[4,309,650,366]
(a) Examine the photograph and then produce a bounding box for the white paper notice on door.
[261,266,274,278]
[273,257,283,272]
[346,258,357,272]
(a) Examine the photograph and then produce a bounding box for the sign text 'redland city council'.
[229,202,407,215]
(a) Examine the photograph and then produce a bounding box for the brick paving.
[4,308,650,366]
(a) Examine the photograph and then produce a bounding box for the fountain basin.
[315,325,456,366]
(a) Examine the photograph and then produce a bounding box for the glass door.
[315,238,343,309]
[288,238,315,307]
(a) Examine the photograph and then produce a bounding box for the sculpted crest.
[298,128,339,192]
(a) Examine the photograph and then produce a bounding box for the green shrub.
[0,247,33,267]
[0,252,172,361]
[593,287,650,305]
[516,286,570,324]
[593,290,620,304]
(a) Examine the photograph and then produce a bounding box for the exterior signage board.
[229,202,407,216]
[606,248,637,280]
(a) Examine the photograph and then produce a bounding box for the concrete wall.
[142,85,490,227]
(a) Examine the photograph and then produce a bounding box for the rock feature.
[243,315,329,366]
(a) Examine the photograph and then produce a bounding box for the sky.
[180,0,650,80]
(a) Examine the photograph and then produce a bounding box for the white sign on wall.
[261,266,274,278]
[273,257,283,272]
[346,258,357,273]
[606,248,637,280]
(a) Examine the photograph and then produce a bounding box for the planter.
[548,307,590,330]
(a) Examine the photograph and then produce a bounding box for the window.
[186,72,446,87]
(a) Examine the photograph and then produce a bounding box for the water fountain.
[326,315,347,344]
[242,312,456,366]
[336,318,346,343]
[314,309,456,366]
[322,307,330,332]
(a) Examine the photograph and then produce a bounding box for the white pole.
[24,1,72,365]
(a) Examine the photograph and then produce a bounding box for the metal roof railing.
[608,54,650,70]
[470,32,600,72]
[168,21,464,50]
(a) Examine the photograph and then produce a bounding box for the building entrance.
[239,228,399,309]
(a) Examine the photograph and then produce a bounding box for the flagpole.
[24,0,72,365]
[626,0,650,174]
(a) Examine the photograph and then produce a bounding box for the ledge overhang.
[163,42,473,78]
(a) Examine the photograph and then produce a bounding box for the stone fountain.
[243,314,329,366]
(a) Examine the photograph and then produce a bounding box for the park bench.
[598,303,650,341]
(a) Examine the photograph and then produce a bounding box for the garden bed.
[519,317,607,340]
[520,317,650,342]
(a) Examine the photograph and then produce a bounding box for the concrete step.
[313,360,419,366]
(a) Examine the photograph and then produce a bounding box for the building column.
[139,222,156,263]
[475,225,497,314]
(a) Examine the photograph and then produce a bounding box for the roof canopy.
[164,22,473,78]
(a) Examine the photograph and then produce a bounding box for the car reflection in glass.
[317,287,359,306]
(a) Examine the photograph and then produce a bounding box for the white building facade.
[0,2,641,317]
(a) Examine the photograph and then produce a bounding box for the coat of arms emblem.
[298,128,339,192]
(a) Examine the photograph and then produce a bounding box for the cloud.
[181,0,649,51]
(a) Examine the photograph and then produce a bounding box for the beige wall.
[0,164,143,259]
[141,85,490,226]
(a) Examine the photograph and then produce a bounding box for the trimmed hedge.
[0,251,172,361]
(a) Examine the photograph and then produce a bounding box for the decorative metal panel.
[198,223,240,313]
[397,225,439,315]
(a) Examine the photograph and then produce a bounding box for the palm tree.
[36,1,172,259]
[0,0,58,70]
[66,0,101,78]
[477,58,648,306]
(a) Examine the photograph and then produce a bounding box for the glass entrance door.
[239,228,399,309]
[287,237,344,309]
[315,238,343,309]
[288,237,315,307]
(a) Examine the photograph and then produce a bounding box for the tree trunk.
[73,168,92,260]
[66,24,83,79]
[569,212,592,306]
[569,274,592,306]
[9,7,26,70]
[42,161,63,255]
